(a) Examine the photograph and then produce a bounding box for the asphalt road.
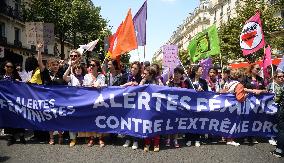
[1,136,284,163]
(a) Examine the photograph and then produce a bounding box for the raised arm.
[37,43,45,72]
[63,59,73,82]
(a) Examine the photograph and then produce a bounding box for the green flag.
[188,25,220,62]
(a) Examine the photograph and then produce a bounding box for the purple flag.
[161,67,170,85]
[199,58,212,80]
[133,1,147,46]
[277,55,284,72]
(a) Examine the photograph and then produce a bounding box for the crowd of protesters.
[0,44,283,157]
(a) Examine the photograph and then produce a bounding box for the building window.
[220,5,224,17]
[14,27,20,41]
[281,10,284,18]
[15,0,21,11]
[227,5,231,13]
[0,22,5,37]
[235,0,240,6]
[270,0,277,5]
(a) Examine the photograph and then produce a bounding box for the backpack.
[234,83,246,102]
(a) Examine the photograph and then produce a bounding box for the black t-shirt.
[242,76,265,90]
[41,68,66,85]
[189,77,208,91]
[129,74,142,84]
[167,80,187,88]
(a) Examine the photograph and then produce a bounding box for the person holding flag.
[271,80,284,158]
[185,65,208,147]
[242,64,267,144]
[165,66,187,148]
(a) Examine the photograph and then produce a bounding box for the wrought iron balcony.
[14,40,22,48]
[44,48,48,55]
[0,2,23,22]
[31,45,36,51]
[0,36,7,45]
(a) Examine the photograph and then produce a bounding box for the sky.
[91,0,200,62]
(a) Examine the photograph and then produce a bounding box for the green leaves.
[218,0,284,64]
[23,0,111,60]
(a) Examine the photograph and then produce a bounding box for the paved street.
[1,136,284,163]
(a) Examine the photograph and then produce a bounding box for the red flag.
[111,9,138,59]
[108,22,123,53]
[240,11,265,56]
[263,45,272,79]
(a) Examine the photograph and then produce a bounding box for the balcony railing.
[14,40,22,48]
[0,2,24,22]
[44,48,48,55]
[31,45,36,51]
[0,36,7,45]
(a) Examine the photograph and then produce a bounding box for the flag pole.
[272,62,275,93]
[265,46,275,93]
[179,60,196,91]
[219,53,223,74]
[168,67,170,82]
[143,46,146,62]
[136,48,141,62]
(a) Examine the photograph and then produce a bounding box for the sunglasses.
[70,55,78,58]
[255,68,261,70]
[5,65,14,68]
[90,64,97,67]
[277,76,284,78]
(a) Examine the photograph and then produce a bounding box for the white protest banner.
[25,22,54,45]
[43,23,54,45]
[26,22,37,45]
[35,22,44,44]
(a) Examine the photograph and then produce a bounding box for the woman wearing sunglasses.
[242,64,267,94]
[78,59,106,147]
[0,61,25,146]
[63,58,86,147]
[242,63,267,144]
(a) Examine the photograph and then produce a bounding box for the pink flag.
[263,45,272,79]
[240,12,265,56]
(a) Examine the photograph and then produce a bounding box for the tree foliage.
[178,49,190,66]
[23,0,111,59]
[218,0,284,64]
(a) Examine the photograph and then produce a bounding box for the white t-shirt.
[223,80,239,93]
[83,73,106,87]
[69,74,83,86]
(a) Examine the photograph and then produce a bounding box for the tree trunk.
[73,31,76,49]
[60,33,65,59]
